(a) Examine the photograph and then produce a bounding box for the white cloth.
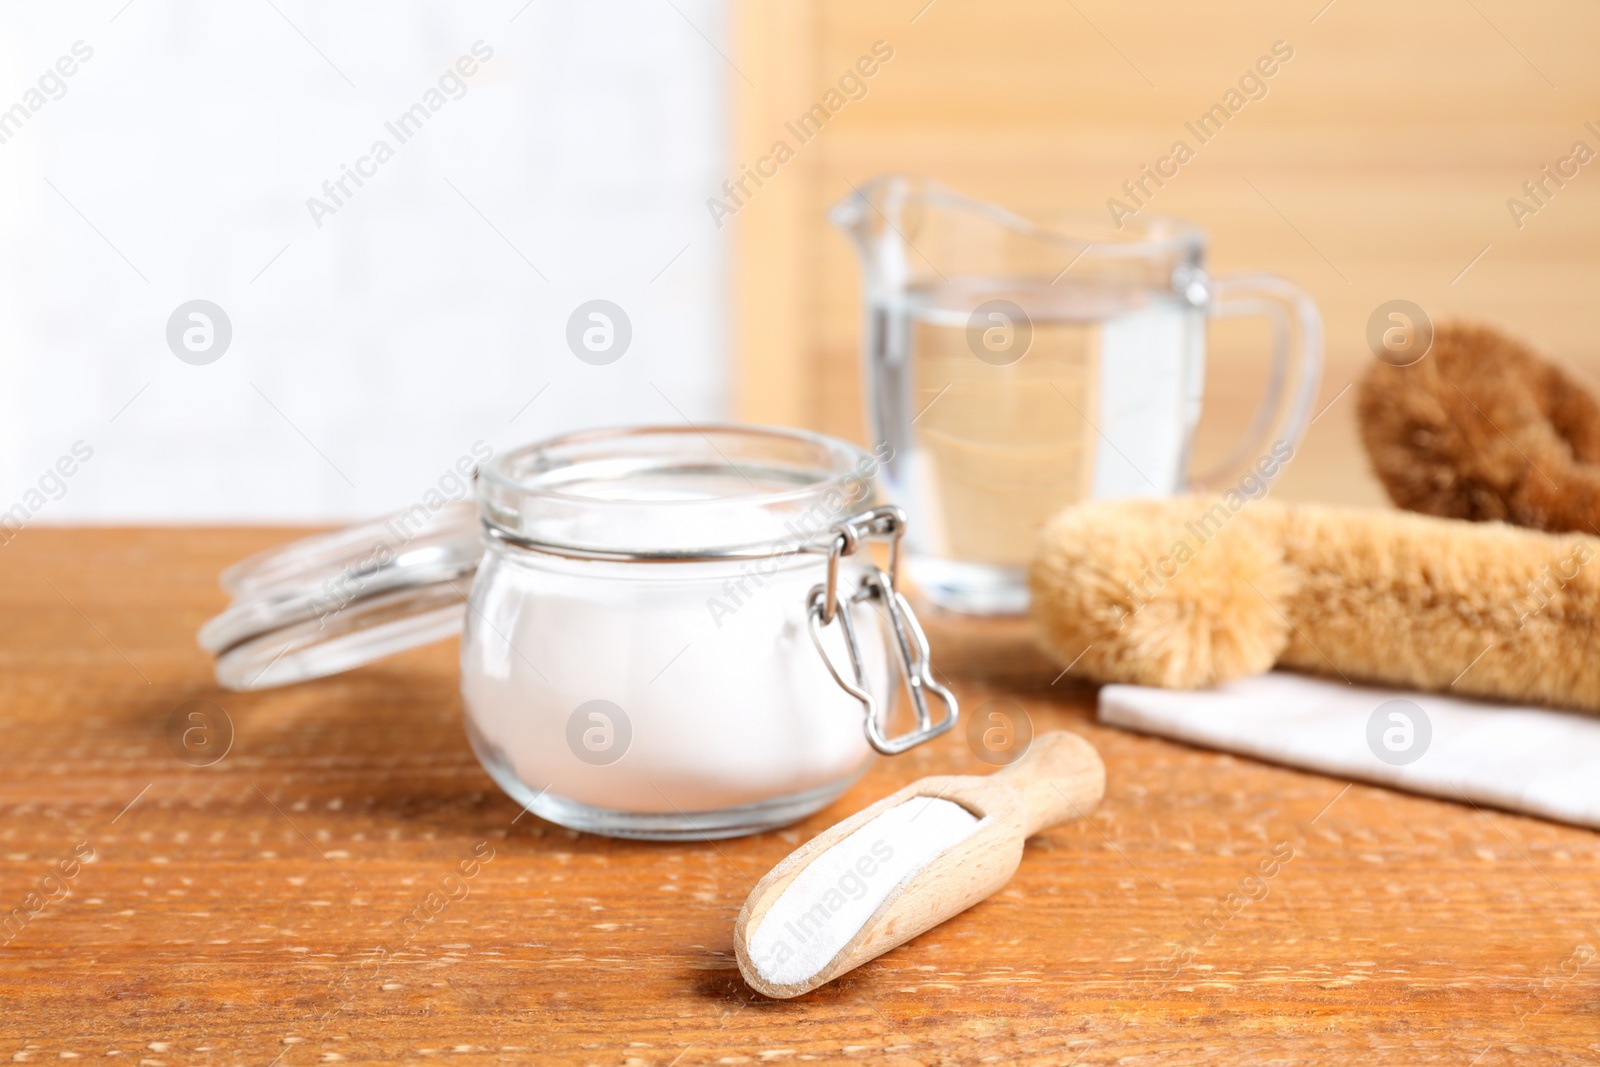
[1098,672,1600,830]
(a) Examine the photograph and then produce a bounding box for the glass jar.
[199,425,957,840]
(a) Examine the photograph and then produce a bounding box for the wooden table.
[3,528,1597,1065]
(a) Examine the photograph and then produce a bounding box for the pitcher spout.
[828,175,922,294]
[831,175,1140,294]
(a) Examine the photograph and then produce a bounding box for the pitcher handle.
[1187,273,1323,490]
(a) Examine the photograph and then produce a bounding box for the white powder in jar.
[748,796,981,986]
[460,548,893,814]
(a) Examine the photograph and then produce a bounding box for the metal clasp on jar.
[805,506,959,756]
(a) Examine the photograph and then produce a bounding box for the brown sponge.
[1359,321,1600,534]
[1030,497,1600,712]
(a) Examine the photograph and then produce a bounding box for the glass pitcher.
[831,176,1322,615]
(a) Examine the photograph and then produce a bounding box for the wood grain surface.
[2,527,1598,1064]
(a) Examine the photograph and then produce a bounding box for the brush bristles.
[1029,498,1293,689]
[1358,321,1600,533]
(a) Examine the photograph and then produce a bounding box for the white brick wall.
[0,0,729,522]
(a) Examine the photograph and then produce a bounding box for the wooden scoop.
[734,730,1106,998]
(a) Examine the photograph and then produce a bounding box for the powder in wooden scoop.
[748,796,981,986]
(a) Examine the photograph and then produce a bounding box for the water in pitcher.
[835,176,1321,616]
[878,278,1204,613]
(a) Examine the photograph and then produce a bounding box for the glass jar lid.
[198,500,481,690]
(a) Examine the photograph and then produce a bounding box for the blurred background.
[0,1,727,521]
[2,0,1598,522]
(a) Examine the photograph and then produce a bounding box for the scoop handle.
[993,730,1106,837]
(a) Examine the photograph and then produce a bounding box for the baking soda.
[461,549,891,814]
[749,796,981,986]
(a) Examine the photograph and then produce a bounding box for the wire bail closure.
[805,506,959,756]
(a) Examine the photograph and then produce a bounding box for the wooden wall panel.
[729,0,1600,504]
[728,1,819,427]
